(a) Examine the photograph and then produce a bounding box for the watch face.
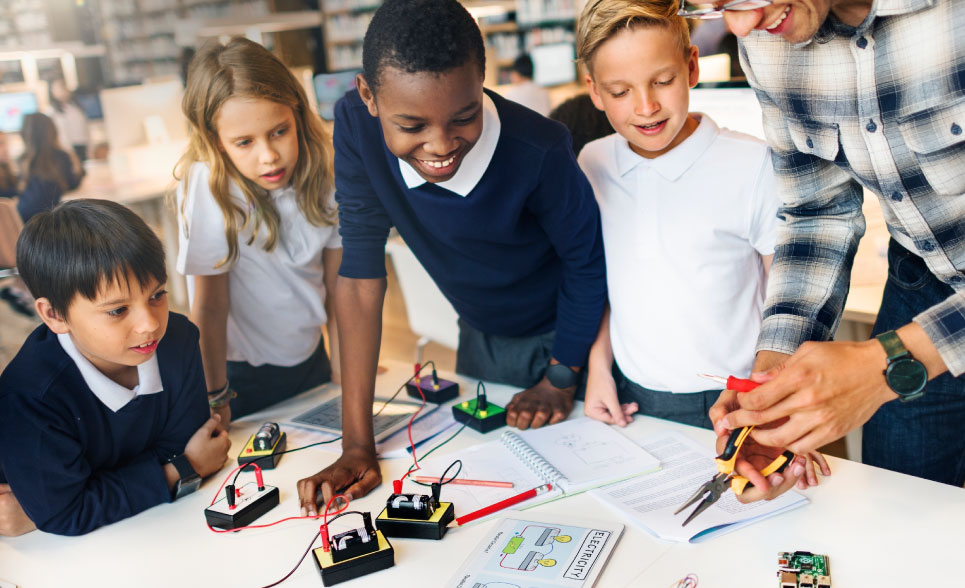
[886,358,928,396]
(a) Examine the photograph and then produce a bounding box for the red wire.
[397,370,427,484]
[205,462,339,534]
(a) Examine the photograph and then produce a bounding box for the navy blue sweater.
[0,313,208,536]
[334,89,606,366]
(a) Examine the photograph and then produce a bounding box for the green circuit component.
[777,552,831,588]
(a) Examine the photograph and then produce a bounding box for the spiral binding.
[499,430,567,488]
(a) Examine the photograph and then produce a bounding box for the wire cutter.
[673,374,795,527]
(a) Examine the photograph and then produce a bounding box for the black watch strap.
[875,330,927,402]
[169,454,200,500]
[545,363,580,389]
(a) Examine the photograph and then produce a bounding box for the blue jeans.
[864,239,965,487]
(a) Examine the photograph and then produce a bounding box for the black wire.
[260,531,320,588]
[409,382,485,486]
[373,360,435,418]
[326,510,366,526]
[438,459,463,485]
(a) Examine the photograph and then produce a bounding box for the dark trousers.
[613,363,721,430]
[456,318,581,392]
[227,337,332,419]
[864,239,965,487]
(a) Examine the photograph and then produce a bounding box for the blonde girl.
[175,38,341,426]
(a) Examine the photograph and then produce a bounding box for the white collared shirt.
[57,332,164,412]
[579,114,778,393]
[398,93,501,197]
[176,163,341,367]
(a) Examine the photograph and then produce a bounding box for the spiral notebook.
[416,418,660,520]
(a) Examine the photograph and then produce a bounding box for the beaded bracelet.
[208,381,237,408]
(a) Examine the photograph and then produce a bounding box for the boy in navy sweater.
[0,199,230,536]
[297,0,606,513]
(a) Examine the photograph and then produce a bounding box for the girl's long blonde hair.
[175,37,336,267]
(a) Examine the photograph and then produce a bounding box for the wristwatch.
[875,330,928,402]
[169,454,201,500]
[545,363,581,389]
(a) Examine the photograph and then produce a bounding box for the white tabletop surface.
[2,361,961,588]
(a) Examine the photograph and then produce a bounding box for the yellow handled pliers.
[674,425,795,527]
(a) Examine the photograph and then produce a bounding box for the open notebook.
[415,418,660,522]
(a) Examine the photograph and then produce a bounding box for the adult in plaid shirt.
[699,0,965,499]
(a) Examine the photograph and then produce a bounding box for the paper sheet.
[448,513,624,588]
[589,430,807,543]
[376,408,459,458]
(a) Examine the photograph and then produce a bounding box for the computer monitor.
[99,80,187,150]
[314,70,359,121]
[689,86,764,141]
[0,91,39,133]
[531,42,577,87]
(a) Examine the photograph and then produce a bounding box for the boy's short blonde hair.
[577,0,691,74]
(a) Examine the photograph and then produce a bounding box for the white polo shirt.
[176,162,341,367]
[57,332,164,412]
[578,114,777,393]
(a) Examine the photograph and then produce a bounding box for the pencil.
[413,476,514,488]
[454,483,553,526]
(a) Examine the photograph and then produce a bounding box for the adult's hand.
[297,446,381,516]
[708,351,831,502]
[506,377,574,430]
[718,340,898,455]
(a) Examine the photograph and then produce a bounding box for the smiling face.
[40,274,169,386]
[358,62,484,183]
[586,25,700,159]
[720,0,836,44]
[215,97,300,191]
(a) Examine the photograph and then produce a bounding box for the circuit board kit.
[777,551,831,588]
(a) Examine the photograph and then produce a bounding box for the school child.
[16,112,84,223]
[176,38,342,425]
[576,0,778,429]
[0,130,17,198]
[0,199,230,536]
[296,0,606,514]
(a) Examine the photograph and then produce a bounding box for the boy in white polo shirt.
[576,0,776,429]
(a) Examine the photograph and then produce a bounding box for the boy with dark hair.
[0,199,230,536]
[503,53,552,116]
[297,0,605,512]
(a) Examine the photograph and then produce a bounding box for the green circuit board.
[777,552,831,588]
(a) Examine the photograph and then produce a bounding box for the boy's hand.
[209,403,231,430]
[0,484,35,537]
[506,377,574,430]
[584,366,637,427]
[185,414,231,478]
[297,447,381,516]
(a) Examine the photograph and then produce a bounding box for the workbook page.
[589,430,807,542]
[514,418,660,492]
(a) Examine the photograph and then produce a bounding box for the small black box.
[204,483,279,529]
[313,530,394,586]
[452,398,506,433]
[406,375,459,403]
[376,502,454,540]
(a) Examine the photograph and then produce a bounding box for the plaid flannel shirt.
[740,0,965,375]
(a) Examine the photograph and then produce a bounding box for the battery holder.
[313,527,394,586]
[204,482,280,529]
[377,501,454,540]
[238,431,287,470]
[452,397,506,433]
[406,374,459,403]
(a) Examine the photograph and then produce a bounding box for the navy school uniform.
[334,88,606,368]
[0,313,208,536]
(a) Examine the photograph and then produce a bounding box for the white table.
[2,361,961,588]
